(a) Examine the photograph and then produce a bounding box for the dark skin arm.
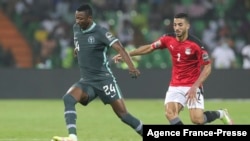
[112,41,140,78]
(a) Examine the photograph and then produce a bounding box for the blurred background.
[0,0,249,99]
[0,0,250,69]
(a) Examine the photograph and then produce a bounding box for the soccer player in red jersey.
[113,13,233,125]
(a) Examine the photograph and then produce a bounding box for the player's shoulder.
[159,32,176,42]
[95,24,108,33]
[187,34,205,49]
[96,24,117,41]
[188,34,202,42]
[163,32,176,38]
[92,24,110,37]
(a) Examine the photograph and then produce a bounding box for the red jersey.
[151,33,210,86]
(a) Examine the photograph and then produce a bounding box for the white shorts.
[164,86,204,109]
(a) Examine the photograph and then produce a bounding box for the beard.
[175,30,185,37]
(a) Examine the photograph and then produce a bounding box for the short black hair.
[76,4,93,16]
[174,13,190,23]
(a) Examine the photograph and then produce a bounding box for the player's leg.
[52,82,92,141]
[165,102,184,125]
[111,99,143,136]
[97,79,143,136]
[188,87,233,124]
[219,109,233,124]
[187,87,206,124]
[189,108,205,124]
[189,108,230,125]
[164,86,185,125]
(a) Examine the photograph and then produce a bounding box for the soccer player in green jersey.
[51,4,143,141]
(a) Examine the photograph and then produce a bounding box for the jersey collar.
[81,22,96,33]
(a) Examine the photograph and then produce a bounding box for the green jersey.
[73,22,118,81]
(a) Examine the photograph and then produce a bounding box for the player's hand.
[112,54,123,63]
[129,68,140,79]
[185,86,198,106]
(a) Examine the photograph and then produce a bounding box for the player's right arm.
[129,44,154,56]
[129,37,165,56]
[112,36,165,63]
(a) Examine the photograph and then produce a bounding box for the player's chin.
[175,32,181,37]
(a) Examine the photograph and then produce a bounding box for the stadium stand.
[0,10,33,68]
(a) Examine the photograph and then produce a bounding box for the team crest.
[185,48,191,55]
[88,36,95,44]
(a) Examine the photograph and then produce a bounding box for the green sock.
[120,113,143,136]
[63,94,77,135]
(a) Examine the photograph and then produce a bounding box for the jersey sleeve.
[200,49,210,65]
[189,34,210,65]
[151,34,170,50]
[99,27,119,47]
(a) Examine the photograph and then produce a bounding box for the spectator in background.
[2,0,249,69]
[0,45,16,68]
[117,19,134,46]
[211,37,238,69]
[35,33,59,69]
[202,20,218,53]
[241,43,250,69]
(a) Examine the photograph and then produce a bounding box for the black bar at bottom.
[143,125,249,140]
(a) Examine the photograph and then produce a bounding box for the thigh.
[70,79,97,106]
[164,86,186,107]
[92,78,123,105]
[186,87,204,109]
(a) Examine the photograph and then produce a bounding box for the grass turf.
[0,99,249,141]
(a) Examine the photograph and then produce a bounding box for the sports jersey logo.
[185,48,191,55]
[88,36,95,44]
[106,32,114,41]
[202,53,209,61]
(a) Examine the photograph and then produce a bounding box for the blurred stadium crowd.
[0,0,250,69]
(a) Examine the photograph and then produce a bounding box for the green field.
[0,99,249,141]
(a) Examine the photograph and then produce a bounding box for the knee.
[165,109,177,120]
[63,93,77,105]
[62,93,71,102]
[190,116,204,125]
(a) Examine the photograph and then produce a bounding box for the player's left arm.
[193,63,211,88]
[193,51,211,88]
[112,41,135,69]
[186,62,211,105]
[112,41,140,78]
